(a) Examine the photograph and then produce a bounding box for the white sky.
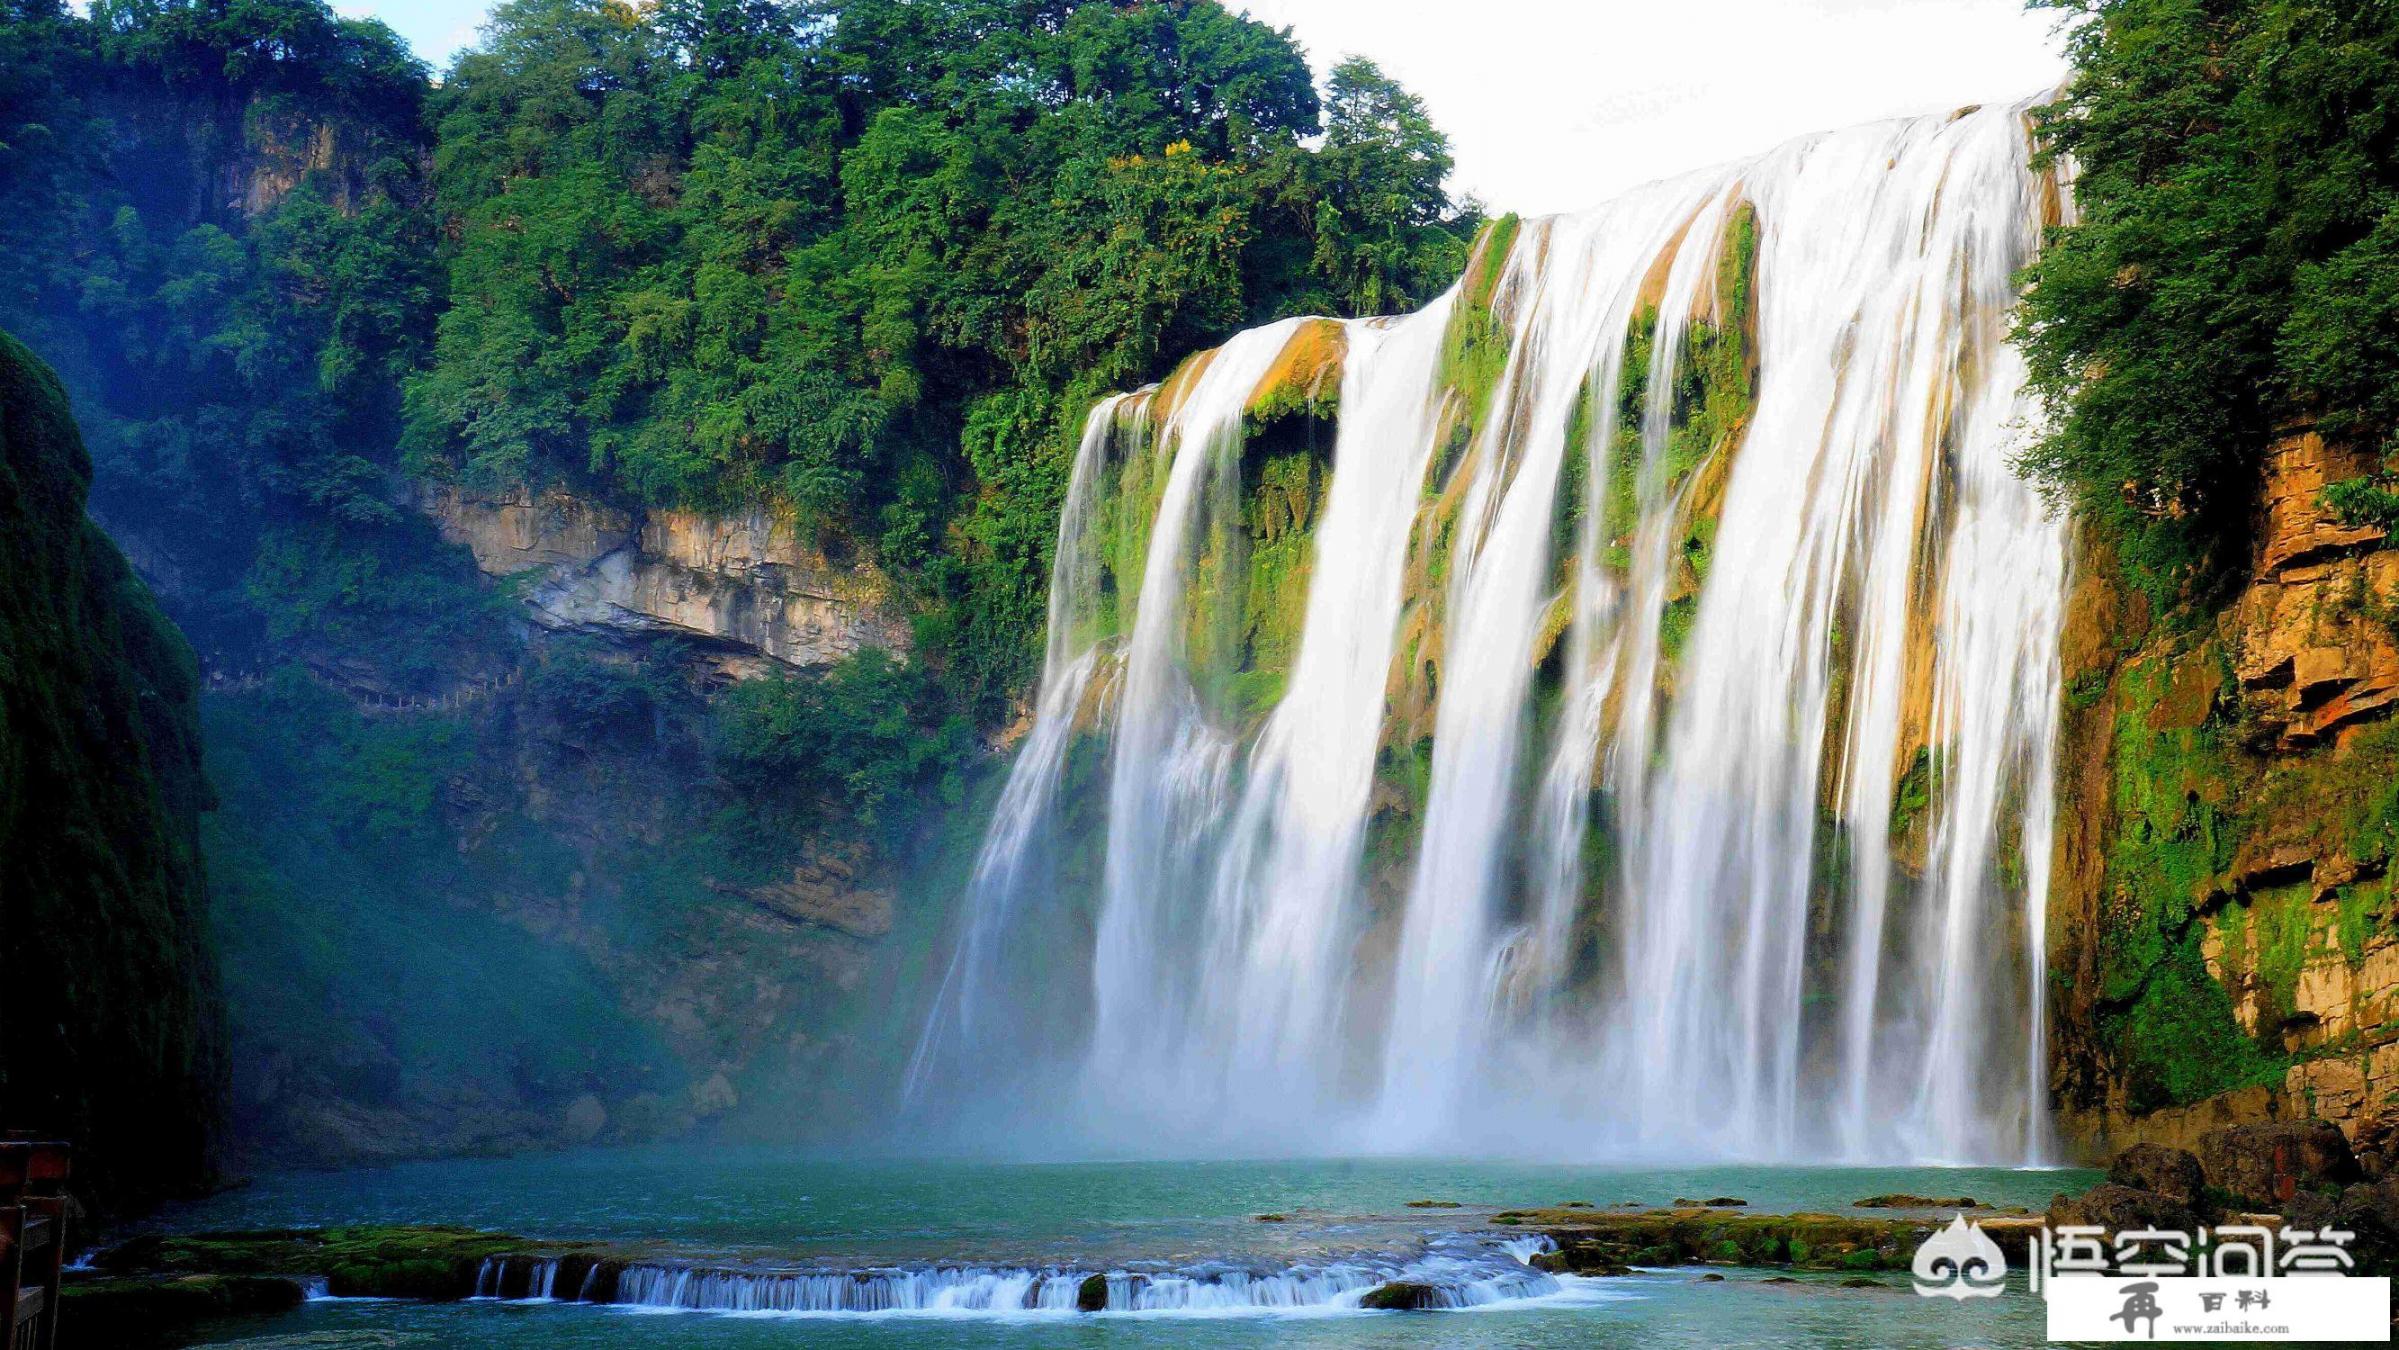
[345,0,2069,216]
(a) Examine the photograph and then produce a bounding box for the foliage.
[2018,0,2399,589]
[711,649,975,845]
[0,328,222,1215]
[393,0,1475,712]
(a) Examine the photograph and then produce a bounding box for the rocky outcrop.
[2052,423,2399,1161]
[2231,430,2399,748]
[2052,1128,2398,1279]
[2196,1120,2363,1209]
[421,484,910,672]
[705,845,895,940]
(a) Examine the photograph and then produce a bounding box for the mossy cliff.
[2053,425,2399,1155]
[0,331,224,1214]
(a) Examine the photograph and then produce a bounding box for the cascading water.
[912,98,2070,1164]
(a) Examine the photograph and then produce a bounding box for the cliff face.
[2053,426,2399,1158]
[421,485,911,674]
[192,483,935,1171]
[0,332,224,1213]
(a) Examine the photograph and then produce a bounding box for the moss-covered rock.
[1358,1279,1439,1310]
[1498,1207,2029,1274]
[97,1225,524,1300]
[59,1273,305,1349]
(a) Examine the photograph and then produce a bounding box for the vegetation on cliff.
[2020,0,2399,594]
[0,330,224,1214]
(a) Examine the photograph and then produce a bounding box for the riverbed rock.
[1502,1207,2009,1273]
[2195,1120,2361,1208]
[1359,1280,1440,1310]
[2106,1143,2209,1208]
[96,1225,523,1301]
[1075,1272,1109,1312]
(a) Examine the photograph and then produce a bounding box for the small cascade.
[915,97,2072,1165]
[450,1236,1566,1319]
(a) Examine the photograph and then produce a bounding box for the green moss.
[1890,748,1941,838]
[1430,213,1522,492]
[1184,426,1328,727]
[2110,928,2279,1113]
[97,1225,522,1299]
[2335,881,2384,967]
[2097,657,2241,1002]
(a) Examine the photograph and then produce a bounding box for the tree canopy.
[0,0,1476,712]
[2018,0,2399,589]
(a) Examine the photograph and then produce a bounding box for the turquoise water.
[149,1149,2092,1346]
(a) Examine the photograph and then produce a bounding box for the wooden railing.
[0,1139,67,1350]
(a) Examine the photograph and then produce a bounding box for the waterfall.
[914,98,2069,1164]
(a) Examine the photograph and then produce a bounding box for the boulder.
[2046,1185,2200,1234]
[2107,1143,2209,1208]
[1075,1272,1109,1313]
[2352,1111,2399,1182]
[1359,1281,1440,1310]
[2195,1121,2361,1209]
[2282,1176,2399,1279]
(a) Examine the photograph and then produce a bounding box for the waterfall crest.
[910,99,2070,1164]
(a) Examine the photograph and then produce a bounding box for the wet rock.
[1359,1280,1440,1310]
[1253,1213,1288,1222]
[1697,1273,1725,1282]
[1674,1196,1749,1207]
[1404,1199,1462,1208]
[1076,1272,1109,1312]
[2196,1120,2361,1209]
[1534,1242,1631,1276]
[1839,1276,1883,1289]
[1853,1194,1980,1209]
[94,1226,524,1301]
[2106,1143,2209,1207]
[2046,1184,2200,1234]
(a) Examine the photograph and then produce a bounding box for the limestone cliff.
[2053,425,2399,1159]
[0,331,224,1213]
[419,485,911,674]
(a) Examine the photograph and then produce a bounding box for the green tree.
[2018,0,2399,591]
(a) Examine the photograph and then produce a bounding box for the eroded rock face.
[2231,430,2399,749]
[421,484,910,671]
[2053,424,2399,1161]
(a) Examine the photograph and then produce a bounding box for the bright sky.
[344,0,2070,216]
